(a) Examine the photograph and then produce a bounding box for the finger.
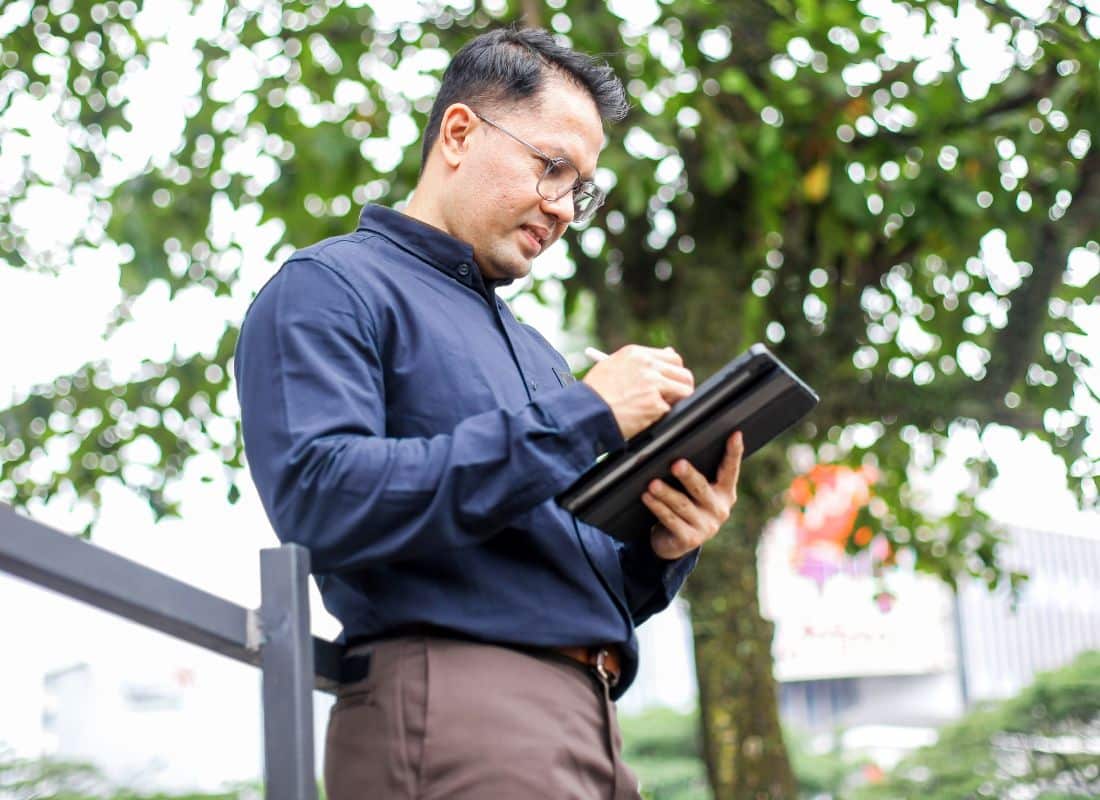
[642,490,698,543]
[647,478,707,529]
[641,346,684,367]
[654,361,695,388]
[657,377,694,405]
[617,343,671,360]
[638,368,684,402]
[670,459,731,528]
[670,458,720,509]
[715,431,745,494]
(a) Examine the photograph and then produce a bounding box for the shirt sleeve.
[234,258,625,574]
[617,539,700,625]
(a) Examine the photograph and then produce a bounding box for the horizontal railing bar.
[0,505,253,660]
[0,505,342,692]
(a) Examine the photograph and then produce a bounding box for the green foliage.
[787,729,872,800]
[2,0,1098,796]
[621,707,712,800]
[0,0,1096,559]
[0,746,255,800]
[0,748,103,799]
[855,650,1100,800]
[620,708,878,800]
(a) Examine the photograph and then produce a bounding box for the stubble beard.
[479,236,533,283]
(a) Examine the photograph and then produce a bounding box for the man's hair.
[420,27,628,168]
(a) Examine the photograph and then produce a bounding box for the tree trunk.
[684,449,797,799]
[674,264,798,799]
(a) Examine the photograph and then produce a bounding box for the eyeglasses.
[473,111,605,225]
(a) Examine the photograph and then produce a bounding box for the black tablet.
[558,343,819,541]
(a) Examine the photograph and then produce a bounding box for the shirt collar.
[356,204,512,296]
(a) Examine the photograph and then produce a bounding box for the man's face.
[448,78,605,283]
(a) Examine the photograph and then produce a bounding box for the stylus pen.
[584,346,609,363]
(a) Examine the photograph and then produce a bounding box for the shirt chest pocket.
[553,366,577,387]
[521,360,579,398]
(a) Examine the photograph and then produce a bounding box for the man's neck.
[403,189,449,235]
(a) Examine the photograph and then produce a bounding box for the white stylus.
[584,346,610,363]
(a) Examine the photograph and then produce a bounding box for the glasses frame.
[472,111,605,225]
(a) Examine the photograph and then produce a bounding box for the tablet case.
[559,344,818,541]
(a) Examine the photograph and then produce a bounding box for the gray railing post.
[953,587,971,711]
[260,544,319,800]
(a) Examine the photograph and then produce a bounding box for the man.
[235,27,743,800]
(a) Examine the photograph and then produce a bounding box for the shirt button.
[530,381,538,391]
[457,262,470,277]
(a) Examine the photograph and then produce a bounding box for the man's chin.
[483,256,533,283]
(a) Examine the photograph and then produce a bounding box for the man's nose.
[541,190,575,226]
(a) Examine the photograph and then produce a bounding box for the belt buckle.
[593,647,619,688]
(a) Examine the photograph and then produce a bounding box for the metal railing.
[0,503,343,800]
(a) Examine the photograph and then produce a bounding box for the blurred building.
[34,645,338,792]
[626,520,1100,765]
[767,523,1100,734]
[955,525,1100,703]
[39,655,269,791]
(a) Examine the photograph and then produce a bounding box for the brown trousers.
[324,636,642,800]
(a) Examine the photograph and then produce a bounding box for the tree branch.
[816,373,1046,431]
[985,147,1100,399]
[983,226,1064,399]
[1064,148,1100,242]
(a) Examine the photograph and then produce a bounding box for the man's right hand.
[582,345,694,440]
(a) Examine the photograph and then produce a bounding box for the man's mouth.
[520,224,549,254]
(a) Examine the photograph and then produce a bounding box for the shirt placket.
[488,295,540,403]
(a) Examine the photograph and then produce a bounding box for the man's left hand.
[642,431,744,560]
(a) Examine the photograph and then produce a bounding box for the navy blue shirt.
[235,205,698,696]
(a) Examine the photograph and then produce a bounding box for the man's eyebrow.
[533,139,595,182]
[552,151,596,182]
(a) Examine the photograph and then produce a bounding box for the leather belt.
[554,645,622,687]
[346,628,624,688]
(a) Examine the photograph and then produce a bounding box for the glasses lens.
[572,184,604,224]
[537,160,581,203]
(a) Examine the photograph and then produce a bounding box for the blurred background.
[1,0,1098,798]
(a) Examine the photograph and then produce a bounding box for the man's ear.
[437,103,478,169]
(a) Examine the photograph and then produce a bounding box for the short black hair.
[420,27,628,168]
